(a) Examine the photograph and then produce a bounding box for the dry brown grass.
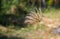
[0,26,8,32]
[40,15,60,28]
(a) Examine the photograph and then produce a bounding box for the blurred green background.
[0,0,60,39]
[0,0,60,26]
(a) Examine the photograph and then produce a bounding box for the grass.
[0,8,60,39]
[43,8,60,19]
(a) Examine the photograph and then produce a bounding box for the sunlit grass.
[43,8,60,19]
